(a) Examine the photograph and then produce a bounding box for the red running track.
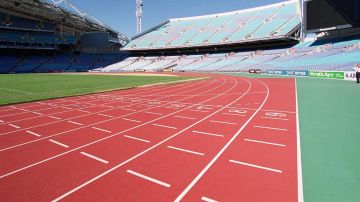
[0,74,302,201]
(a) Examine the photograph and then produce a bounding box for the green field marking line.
[0,87,36,95]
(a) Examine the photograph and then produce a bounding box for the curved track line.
[0,78,209,132]
[51,76,252,202]
[174,77,270,202]
[0,78,222,151]
[0,78,215,137]
[0,76,231,179]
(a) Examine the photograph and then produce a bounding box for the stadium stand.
[0,0,128,73]
[124,0,301,50]
[100,0,360,74]
[99,36,360,73]
[1,0,359,75]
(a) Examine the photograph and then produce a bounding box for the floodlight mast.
[136,0,143,34]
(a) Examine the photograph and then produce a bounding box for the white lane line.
[123,135,150,143]
[229,160,282,173]
[254,125,288,131]
[244,138,286,147]
[167,146,204,156]
[77,110,90,113]
[97,114,113,118]
[0,120,4,123]
[32,112,43,115]
[222,112,245,117]
[49,139,69,148]
[17,79,228,200]
[210,120,236,125]
[201,196,218,202]
[145,111,163,115]
[48,116,61,120]
[0,87,35,94]
[174,78,264,202]
[67,121,84,126]
[236,107,297,114]
[122,118,141,123]
[126,170,171,188]
[121,108,137,112]
[152,124,177,130]
[8,124,20,129]
[295,78,304,202]
[61,107,73,110]
[80,152,109,164]
[190,109,210,113]
[260,116,288,121]
[92,127,112,133]
[192,130,224,137]
[174,115,196,120]
[164,106,178,109]
[26,130,42,137]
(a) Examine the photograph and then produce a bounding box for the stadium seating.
[100,37,360,73]
[125,1,300,50]
[0,12,55,31]
[14,56,47,73]
[0,56,18,73]
[0,30,77,49]
[0,53,124,73]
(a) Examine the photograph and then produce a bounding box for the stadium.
[0,0,359,201]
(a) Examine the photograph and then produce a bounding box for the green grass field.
[228,73,360,202]
[0,73,193,105]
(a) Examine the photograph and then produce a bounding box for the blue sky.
[70,0,286,38]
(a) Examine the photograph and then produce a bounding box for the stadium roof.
[0,0,129,44]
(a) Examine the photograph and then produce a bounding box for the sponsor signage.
[309,71,344,79]
[249,69,262,74]
[344,71,357,81]
[266,70,309,77]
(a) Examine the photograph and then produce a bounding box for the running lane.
[0,74,233,201]
[0,76,218,176]
[48,76,257,201]
[176,78,300,202]
[0,77,210,149]
[0,75,301,202]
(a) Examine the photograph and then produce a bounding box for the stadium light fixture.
[136,0,143,34]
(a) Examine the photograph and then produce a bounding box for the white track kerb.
[295,78,304,202]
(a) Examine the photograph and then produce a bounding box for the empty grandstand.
[98,36,360,73]
[0,0,129,73]
[98,0,360,76]
[124,0,301,51]
[1,0,359,77]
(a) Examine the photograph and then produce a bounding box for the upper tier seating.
[0,12,55,32]
[125,0,300,50]
[0,30,77,49]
